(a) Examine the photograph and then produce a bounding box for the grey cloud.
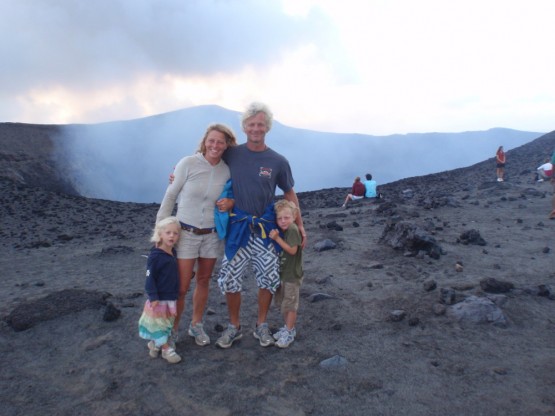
[0,0,338,90]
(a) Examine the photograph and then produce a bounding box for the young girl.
[138,217,182,364]
[269,200,304,348]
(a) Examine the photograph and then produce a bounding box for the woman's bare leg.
[173,258,196,332]
[191,257,217,324]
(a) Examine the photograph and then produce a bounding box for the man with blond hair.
[215,102,306,349]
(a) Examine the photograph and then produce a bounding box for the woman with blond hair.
[157,123,237,348]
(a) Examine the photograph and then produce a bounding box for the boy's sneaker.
[216,324,242,349]
[161,346,182,364]
[273,326,287,340]
[273,326,296,341]
[188,322,210,346]
[147,341,160,358]
[276,328,295,349]
[253,323,274,347]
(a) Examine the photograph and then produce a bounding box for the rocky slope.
[0,129,553,416]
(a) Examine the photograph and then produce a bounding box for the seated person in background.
[342,176,365,208]
[535,159,553,182]
[363,173,378,198]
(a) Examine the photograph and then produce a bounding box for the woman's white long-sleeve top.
[156,153,230,228]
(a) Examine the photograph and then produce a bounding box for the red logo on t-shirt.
[259,167,272,179]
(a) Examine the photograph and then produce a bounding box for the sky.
[1,0,554,135]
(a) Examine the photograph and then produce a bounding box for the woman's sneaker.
[161,346,182,364]
[188,322,210,346]
[216,324,242,349]
[147,341,160,358]
[253,323,274,347]
[276,328,295,348]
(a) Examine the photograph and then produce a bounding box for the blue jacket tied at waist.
[214,179,234,240]
[225,203,281,260]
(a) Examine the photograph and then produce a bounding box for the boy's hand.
[150,300,159,308]
[269,229,280,240]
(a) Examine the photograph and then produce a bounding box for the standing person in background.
[550,149,555,219]
[157,124,237,348]
[363,173,378,198]
[341,176,365,208]
[496,146,506,182]
[215,101,306,349]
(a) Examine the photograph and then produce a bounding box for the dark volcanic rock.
[447,295,507,326]
[440,288,457,305]
[314,239,337,252]
[480,278,515,293]
[423,279,437,292]
[458,229,487,246]
[379,220,444,259]
[537,285,555,300]
[308,293,336,302]
[103,302,122,322]
[5,289,110,331]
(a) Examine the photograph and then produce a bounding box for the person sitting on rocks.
[363,173,379,198]
[342,176,365,208]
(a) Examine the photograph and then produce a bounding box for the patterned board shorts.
[217,234,280,294]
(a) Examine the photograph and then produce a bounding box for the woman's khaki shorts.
[176,230,223,259]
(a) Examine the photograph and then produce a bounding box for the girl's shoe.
[147,341,160,358]
[161,346,182,364]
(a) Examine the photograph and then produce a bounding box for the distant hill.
[0,105,547,202]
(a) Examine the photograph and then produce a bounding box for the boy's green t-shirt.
[279,223,303,283]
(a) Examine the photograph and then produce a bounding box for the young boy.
[268,200,304,348]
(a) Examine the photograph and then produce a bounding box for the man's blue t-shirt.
[223,144,294,217]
